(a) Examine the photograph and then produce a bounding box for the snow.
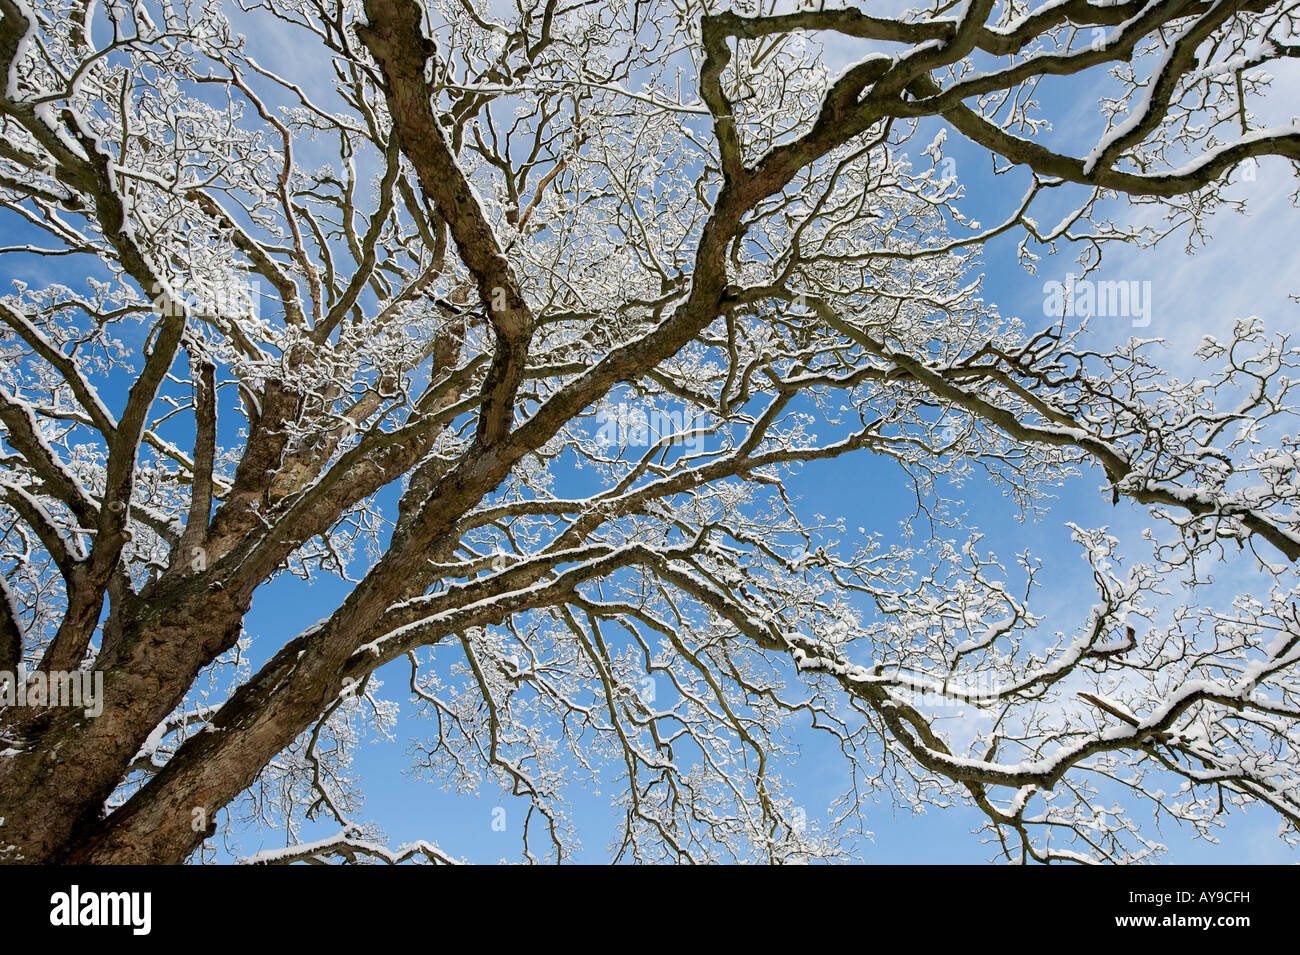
[3,0,35,102]
[1156,123,1300,179]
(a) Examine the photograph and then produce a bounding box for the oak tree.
[0,0,1298,863]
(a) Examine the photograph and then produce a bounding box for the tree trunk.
[0,583,246,863]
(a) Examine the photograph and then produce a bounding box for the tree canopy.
[0,0,1298,864]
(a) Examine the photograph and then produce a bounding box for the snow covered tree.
[1,0,1299,864]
